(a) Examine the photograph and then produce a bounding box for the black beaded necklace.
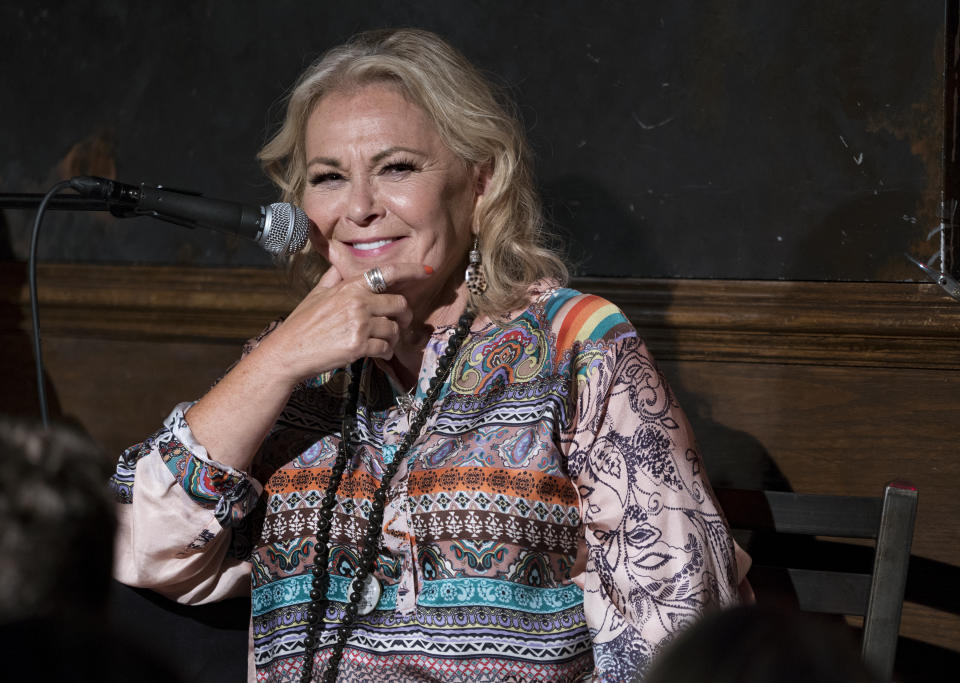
[299,307,477,683]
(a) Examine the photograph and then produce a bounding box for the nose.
[346,176,382,227]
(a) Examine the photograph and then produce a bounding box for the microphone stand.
[0,194,111,212]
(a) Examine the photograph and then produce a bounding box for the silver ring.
[363,267,387,294]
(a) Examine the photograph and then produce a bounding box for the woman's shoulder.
[530,284,636,351]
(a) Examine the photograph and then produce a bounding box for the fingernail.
[423,265,434,274]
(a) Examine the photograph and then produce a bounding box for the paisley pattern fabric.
[112,286,742,682]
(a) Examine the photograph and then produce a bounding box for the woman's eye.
[381,161,417,175]
[308,172,343,185]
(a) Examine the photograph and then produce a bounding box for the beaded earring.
[464,237,487,296]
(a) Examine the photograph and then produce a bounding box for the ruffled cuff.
[115,402,263,528]
[163,402,263,527]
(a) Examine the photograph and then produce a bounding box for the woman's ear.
[474,161,492,202]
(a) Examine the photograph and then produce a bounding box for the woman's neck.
[389,279,471,390]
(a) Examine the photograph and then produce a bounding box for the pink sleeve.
[564,336,744,681]
[111,402,261,604]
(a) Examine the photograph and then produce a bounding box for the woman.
[112,28,746,683]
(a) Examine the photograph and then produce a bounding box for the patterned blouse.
[111,286,744,682]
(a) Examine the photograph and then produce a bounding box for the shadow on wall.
[669,387,790,493]
[542,173,788,486]
[542,175,668,278]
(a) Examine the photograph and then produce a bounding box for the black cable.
[28,180,74,428]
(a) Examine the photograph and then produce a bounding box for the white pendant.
[351,574,382,616]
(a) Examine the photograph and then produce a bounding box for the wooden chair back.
[714,482,918,682]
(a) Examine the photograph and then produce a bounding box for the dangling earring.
[465,236,487,295]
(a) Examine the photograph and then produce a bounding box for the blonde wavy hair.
[258,28,567,318]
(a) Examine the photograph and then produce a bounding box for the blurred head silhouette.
[643,605,879,683]
[0,416,115,623]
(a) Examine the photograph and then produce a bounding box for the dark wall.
[0,1,946,279]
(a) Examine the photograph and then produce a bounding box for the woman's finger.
[365,338,393,360]
[369,317,401,345]
[367,294,413,327]
[318,263,344,288]
[349,263,433,295]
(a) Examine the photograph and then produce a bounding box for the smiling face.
[302,83,483,319]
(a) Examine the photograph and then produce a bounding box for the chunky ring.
[363,267,387,294]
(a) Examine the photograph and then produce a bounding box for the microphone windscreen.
[262,203,310,255]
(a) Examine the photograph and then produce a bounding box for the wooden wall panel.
[39,336,241,455]
[1,263,957,680]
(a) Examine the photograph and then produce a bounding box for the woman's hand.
[182,262,431,471]
[257,263,430,385]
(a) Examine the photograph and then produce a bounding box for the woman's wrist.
[183,341,303,471]
[241,334,306,393]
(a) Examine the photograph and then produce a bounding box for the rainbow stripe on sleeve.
[543,288,635,353]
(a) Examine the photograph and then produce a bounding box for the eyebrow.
[305,146,425,168]
[306,155,341,169]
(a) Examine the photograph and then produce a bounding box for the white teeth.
[352,239,394,251]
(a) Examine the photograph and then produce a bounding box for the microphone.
[68,176,310,255]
